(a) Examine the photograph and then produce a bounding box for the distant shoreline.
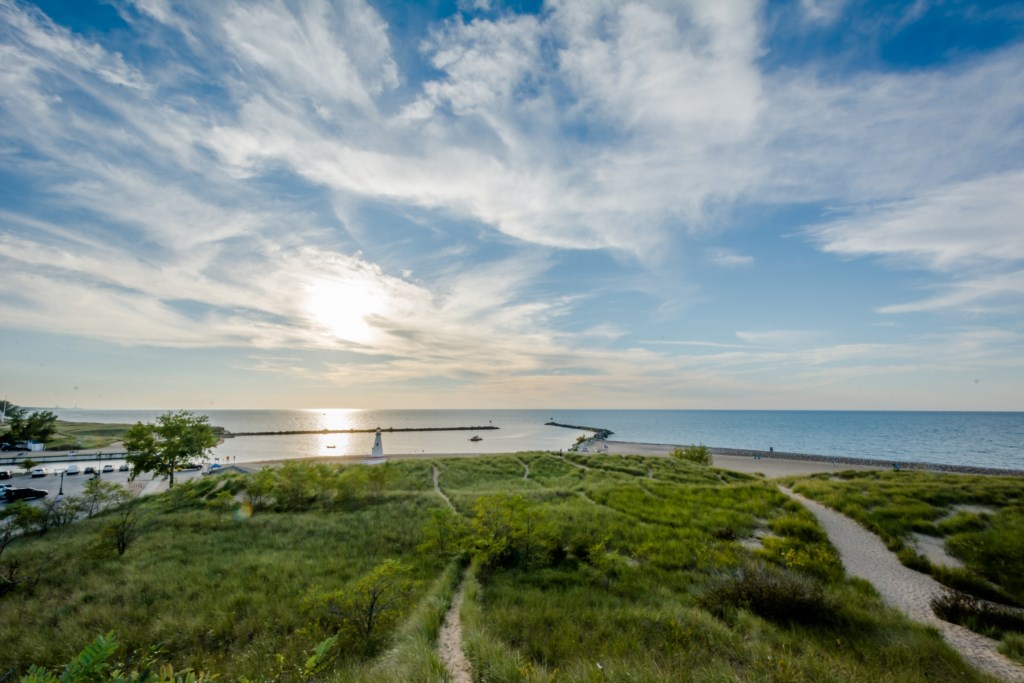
[594,440,1024,477]
[244,439,1024,478]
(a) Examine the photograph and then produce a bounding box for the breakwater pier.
[544,421,614,440]
[226,425,500,437]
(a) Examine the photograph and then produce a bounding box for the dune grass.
[784,470,1024,605]
[43,420,133,450]
[2,454,1005,681]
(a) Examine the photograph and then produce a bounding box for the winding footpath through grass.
[430,464,474,682]
[432,465,456,512]
[438,578,473,683]
[781,486,1024,682]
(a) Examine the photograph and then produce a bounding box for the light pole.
[58,469,65,497]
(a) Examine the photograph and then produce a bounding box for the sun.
[304,278,381,345]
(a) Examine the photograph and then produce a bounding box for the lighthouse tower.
[370,428,384,458]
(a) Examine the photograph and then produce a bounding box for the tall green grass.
[2,455,1003,682]
[786,470,1024,606]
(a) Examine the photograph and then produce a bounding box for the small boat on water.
[469,435,483,442]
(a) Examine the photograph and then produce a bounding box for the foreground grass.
[1,454,1003,681]
[0,467,447,680]
[44,420,133,450]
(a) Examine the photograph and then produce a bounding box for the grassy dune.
[1,454,1009,681]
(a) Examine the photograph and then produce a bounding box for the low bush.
[671,444,712,466]
[931,589,1024,639]
[700,562,838,626]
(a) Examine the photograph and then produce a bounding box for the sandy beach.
[248,440,888,478]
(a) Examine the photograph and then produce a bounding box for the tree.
[417,506,469,558]
[104,502,141,556]
[81,479,131,518]
[2,405,58,446]
[310,560,413,663]
[123,411,217,489]
[470,494,557,571]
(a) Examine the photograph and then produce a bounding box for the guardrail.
[0,452,129,466]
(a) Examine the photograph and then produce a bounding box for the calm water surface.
[49,409,1024,471]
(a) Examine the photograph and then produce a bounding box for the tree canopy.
[123,411,218,488]
[1,402,58,446]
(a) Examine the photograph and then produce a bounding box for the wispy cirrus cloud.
[1,0,1023,408]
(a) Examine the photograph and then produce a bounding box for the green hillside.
[0,454,1003,682]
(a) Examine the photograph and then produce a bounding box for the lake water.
[48,409,1024,471]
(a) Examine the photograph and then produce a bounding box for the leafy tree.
[3,405,58,446]
[470,494,556,571]
[123,411,217,489]
[242,468,276,513]
[81,479,131,518]
[417,506,469,558]
[310,560,413,662]
[1,504,51,598]
[103,502,141,556]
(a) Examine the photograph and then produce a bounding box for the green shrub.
[931,589,1024,639]
[671,445,711,466]
[700,563,837,626]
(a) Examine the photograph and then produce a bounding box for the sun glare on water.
[304,278,382,345]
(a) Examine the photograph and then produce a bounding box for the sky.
[1,0,1023,411]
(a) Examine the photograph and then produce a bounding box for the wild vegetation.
[0,453,1008,681]
[786,469,1024,661]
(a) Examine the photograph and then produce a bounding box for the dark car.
[0,470,11,480]
[2,487,49,502]
[83,466,96,475]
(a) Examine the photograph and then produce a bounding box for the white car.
[30,467,47,478]
[66,464,81,475]
[101,464,115,473]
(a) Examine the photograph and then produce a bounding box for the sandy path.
[432,465,456,511]
[782,487,1024,682]
[515,456,530,480]
[438,577,473,683]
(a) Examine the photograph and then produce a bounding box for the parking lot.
[1,465,208,502]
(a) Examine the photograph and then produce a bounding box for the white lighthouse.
[370,428,384,458]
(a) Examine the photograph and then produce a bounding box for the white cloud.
[799,0,847,24]
[879,271,1024,314]
[2,0,1024,408]
[808,171,1024,313]
[809,171,1024,271]
[707,248,754,268]
[735,330,819,346]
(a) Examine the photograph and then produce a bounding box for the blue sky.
[1,0,1022,410]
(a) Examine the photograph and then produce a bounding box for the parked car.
[0,469,11,480]
[2,487,48,501]
[83,466,96,475]
[101,464,115,473]
[30,467,47,478]
[66,464,81,475]
[118,463,130,472]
